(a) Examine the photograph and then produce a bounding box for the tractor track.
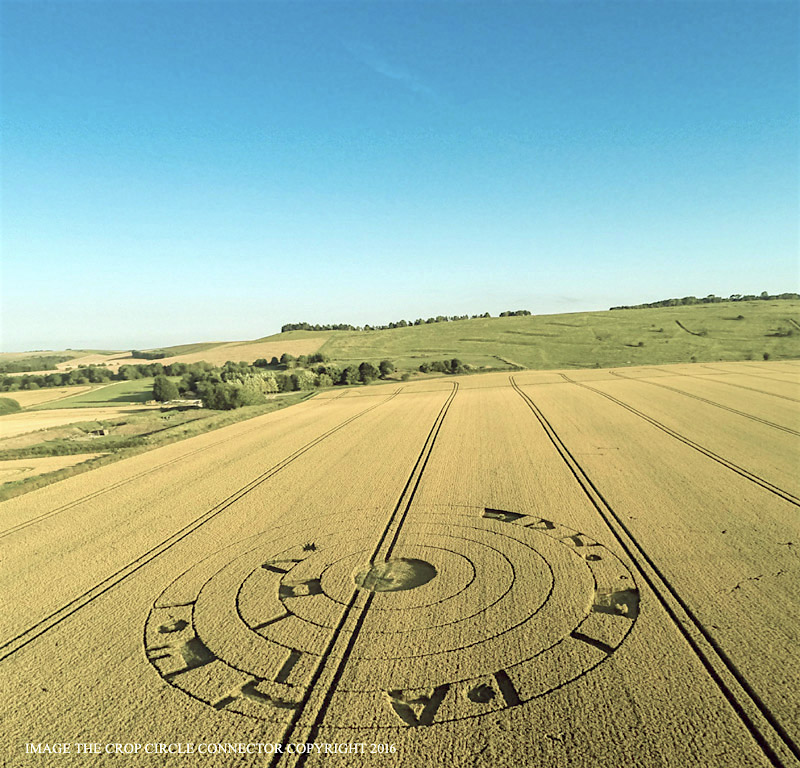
[268,382,459,768]
[0,389,404,664]
[608,371,799,437]
[723,364,800,381]
[700,364,800,385]
[510,376,799,768]
[554,374,799,506]
[651,367,800,404]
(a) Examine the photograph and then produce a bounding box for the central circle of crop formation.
[354,558,437,592]
[144,504,639,729]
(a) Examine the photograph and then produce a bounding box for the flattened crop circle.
[144,504,638,728]
[354,558,437,592]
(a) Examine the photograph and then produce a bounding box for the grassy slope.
[314,300,800,369]
[3,301,798,373]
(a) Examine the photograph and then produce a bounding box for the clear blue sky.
[1,1,797,351]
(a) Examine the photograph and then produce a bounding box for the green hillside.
[310,300,800,371]
[3,300,799,375]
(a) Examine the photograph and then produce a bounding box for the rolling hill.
[2,299,799,374]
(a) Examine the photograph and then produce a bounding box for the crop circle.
[144,504,638,728]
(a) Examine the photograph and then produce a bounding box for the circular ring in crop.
[144,504,638,728]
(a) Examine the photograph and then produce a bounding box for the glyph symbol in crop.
[144,505,638,727]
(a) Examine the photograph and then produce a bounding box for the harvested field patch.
[167,336,327,365]
[0,406,155,438]
[0,453,103,483]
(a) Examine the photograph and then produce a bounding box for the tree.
[237,373,277,403]
[197,381,245,409]
[119,365,142,380]
[379,360,395,378]
[153,375,179,402]
[358,362,379,383]
[290,370,316,390]
[339,366,360,385]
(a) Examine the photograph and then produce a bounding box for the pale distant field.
[155,336,327,366]
[0,405,155,438]
[52,337,328,371]
[0,361,798,767]
[2,386,93,407]
[55,352,123,369]
[0,453,102,482]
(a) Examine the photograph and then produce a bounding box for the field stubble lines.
[701,364,800,390]
[509,376,800,768]
[727,364,800,382]
[557,374,799,507]
[269,383,459,768]
[609,370,800,437]
[582,374,798,496]
[0,395,328,539]
[0,389,404,664]
[663,367,800,404]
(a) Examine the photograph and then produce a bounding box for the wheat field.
[1,361,798,767]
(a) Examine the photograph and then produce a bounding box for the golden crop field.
[1,360,798,767]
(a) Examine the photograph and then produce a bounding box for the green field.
[312,300,800,370]
[28,379,158,409]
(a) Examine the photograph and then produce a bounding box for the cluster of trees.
[611,292,800,310]
[280,323,362,332]
[0,355,72,373]
[0,360,205,392]
[131,349,168,359]
[0,354,399,399]
[253,352,330,368]
[166,358,398,409]
[1,354,401,410]
[2,365,114,391]
[280,313,507,333]
[418,359,467,374]
[498,310,532,317]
